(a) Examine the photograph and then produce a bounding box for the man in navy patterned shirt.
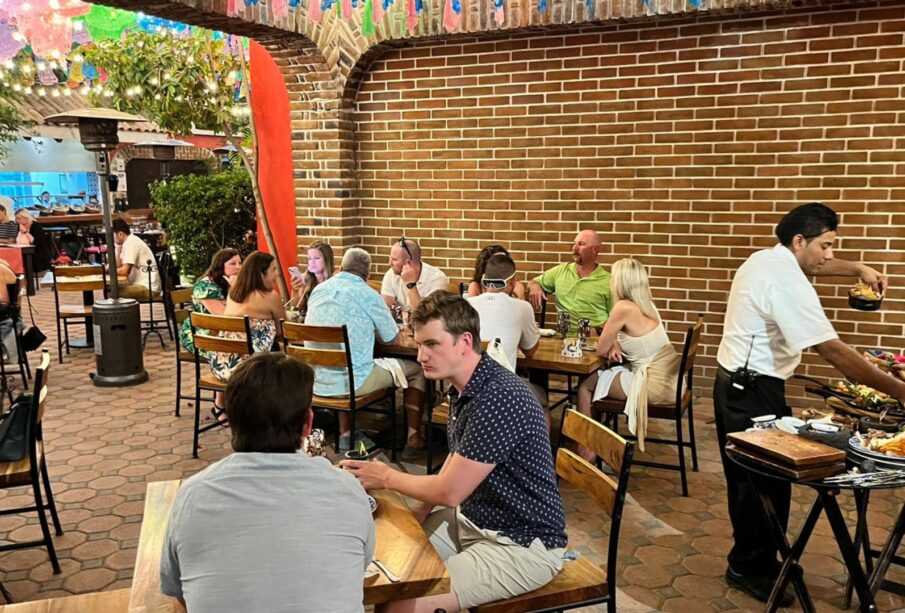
[342,291,567,612]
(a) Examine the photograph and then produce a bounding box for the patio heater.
[134,139,193,180]
[44,108,149,387]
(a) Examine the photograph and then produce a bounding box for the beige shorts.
[424,507,564,609]
[356,359,425,395]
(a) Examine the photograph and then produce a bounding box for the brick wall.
[353,1,905,405]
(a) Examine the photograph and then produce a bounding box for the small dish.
[810,422,840,434]
[368,495,378,514]
[539,328,557,337]
[849,295,882,311]
[751,414,776,428]
[775,416,805,434]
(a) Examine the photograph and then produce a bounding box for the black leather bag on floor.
[20,293,45,352]
[0,395,31,462]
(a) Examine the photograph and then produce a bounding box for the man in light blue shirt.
[160,352,375,613]
[306,247,426,455]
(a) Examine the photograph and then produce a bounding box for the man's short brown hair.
[225,352,314,453]
[411,291,481,351]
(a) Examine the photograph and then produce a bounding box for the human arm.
[340,452,495,508]
[467,281,481,297]
[815,259,887,293]
[513,280,527,301]
[519,302,540,358]
[199,298,227,315]
[815,339,905,405]
[595,300,629,359]
[527,281,545,311]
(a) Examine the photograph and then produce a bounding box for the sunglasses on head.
[398,236,414,260]
[481,271,516,290]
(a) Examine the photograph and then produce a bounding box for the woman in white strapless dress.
[576,258,681,461]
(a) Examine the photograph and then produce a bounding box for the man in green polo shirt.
[528,229,612,332]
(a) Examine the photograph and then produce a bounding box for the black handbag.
[0,395,31,462]
[20,293,45,353]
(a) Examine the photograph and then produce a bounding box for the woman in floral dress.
[210,251,286,385]
[179,248,242,354]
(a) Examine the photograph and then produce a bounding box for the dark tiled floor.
[0,287,904,611]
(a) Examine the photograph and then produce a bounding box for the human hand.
[528,283,544,310]
[858,264,887,294]
[607,341,623,363]
[338,459,392,491]
[400,261,417,285]
[290,274,307,292]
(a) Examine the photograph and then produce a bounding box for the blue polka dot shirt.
[448,354,567,549]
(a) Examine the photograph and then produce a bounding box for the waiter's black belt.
[717,365,783,385]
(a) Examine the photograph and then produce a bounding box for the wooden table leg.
[868,496,905,597]
[820,490,878,613]
[754,479,819,613]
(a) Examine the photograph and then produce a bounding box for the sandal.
[211,405,229,428]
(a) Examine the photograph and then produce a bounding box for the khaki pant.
[424,507,564,609]
[118,284,160,301]
[356,359,425,394]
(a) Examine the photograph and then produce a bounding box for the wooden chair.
[0,351,63,575]
[367,278,383,292]
[190,313,253,458]
[0,277,30,394]
[165,287,200,418]
[475,410,634,613]
[51,264,106,363]
[425,402,449,474]
[283,321,398,460]
[593,316,703,497]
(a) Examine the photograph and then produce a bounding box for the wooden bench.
[0,589,130,612]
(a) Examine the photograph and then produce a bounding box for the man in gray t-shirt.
[160,353,375,613]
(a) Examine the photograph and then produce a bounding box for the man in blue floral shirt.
[342,291,566,612]
[306,247,425,453]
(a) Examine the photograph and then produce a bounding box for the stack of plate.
[847,437,905,471]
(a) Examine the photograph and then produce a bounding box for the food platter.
[848,436,905,470]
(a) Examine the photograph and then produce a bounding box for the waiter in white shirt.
[715,202,905,605]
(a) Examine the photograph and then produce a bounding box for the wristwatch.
[406,282,417,290]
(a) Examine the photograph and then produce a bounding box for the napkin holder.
[561,338,583,358]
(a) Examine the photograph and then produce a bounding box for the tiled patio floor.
[0,286,903,611]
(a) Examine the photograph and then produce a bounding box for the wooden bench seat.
[0,588,130,612]
[474,557,607,613]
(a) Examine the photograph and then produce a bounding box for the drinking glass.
[557,311,571,340]
[578,318,591,348]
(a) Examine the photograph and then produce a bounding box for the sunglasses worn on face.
[399,236,414,260]
[481,271,516,290]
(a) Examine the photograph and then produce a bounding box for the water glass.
[557,311,571,340]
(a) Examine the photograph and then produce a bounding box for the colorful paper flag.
[443,0,459,32]
[308,0,323,22]
[405,0,419,33]
[272,0,290,19]
[362,0,375,35]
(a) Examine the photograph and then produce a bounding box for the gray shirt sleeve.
[159,493,184,599]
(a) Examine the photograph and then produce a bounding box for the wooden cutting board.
[728,429,845,467]
[727,445,846,480]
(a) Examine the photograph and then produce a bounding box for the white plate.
[368,495,378,514]
[775,416,805,434]
[539,328,557,337]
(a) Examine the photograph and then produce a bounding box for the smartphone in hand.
[288,266,304,281]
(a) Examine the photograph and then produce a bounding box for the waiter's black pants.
[713,366,791,577]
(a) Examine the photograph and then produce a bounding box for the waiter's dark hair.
[775,203,838,246]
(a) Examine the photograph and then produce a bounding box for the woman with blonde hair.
[576,257,681,461]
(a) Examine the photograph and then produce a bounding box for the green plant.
[84,29,289,299]
[150,168,256,280]
[0,81,29,163]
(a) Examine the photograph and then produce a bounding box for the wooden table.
[128,480,449,612]
[0,589,130,612]
[0,245,36,296]
[379,334,604,376]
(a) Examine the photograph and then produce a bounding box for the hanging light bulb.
[3,61,12,70]
[12,84,21,92]
[24,86,33,94]
[37,88,47,96]
[36,62,46,71]
[72,54,83,63]
[51,88,60,98]
[73,21,83,31]
[63,88,72,96]
[49,0,60,8]
[149,76,159,85]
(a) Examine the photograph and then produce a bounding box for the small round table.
[726,445,905,613]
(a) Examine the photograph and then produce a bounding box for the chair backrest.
[163,286,193,339]
[52,264,106,293]
[190,313,253,358]
[283,321,355,394]
[673,315,704,407]
[557,409,634,600]
[155,250,178,292]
